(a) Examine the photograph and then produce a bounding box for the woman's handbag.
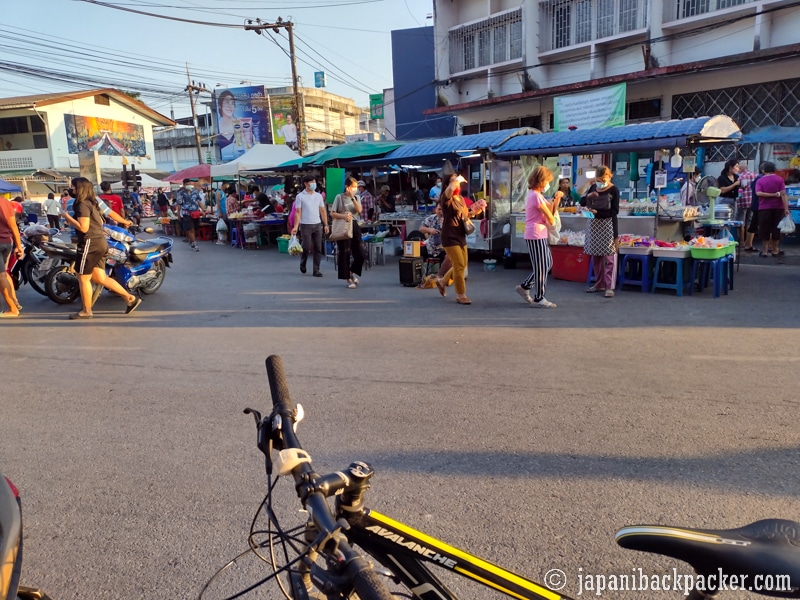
[462,217,476,235]
[547,211,562,245]
[329,217,353,241]
[190,210,203,219]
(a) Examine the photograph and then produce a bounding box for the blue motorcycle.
[42,225,174,305]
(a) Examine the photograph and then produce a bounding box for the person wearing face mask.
[429,178,443,203]
[175,179,203,252]
[680,168,702,206]
[716,159,741,211]
[580,166,620,298]
[290,175,329,277]
[331,177,365,289]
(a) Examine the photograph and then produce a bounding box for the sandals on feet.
[436,278,446,297]
[455,297,472,305]
[347,280,357,289]
[604,290,615,298]
[759,252,772,258]
[586,286,605,293]
[68,312,93,320]
[0,311,20,318]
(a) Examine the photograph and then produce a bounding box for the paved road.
[2,233,800,599]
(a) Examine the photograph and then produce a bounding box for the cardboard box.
[403,240,420,257]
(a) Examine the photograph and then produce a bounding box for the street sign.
[314,72,326,88]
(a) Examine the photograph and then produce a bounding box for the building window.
[553,1,572,49]
[0,117,29,135]
[33,134,48,149]
[627,98,662,120]
[543,0,647,51]
[674,0,752,19]
[449,9,523,74]
[94,95,110,106]
[520,115,543,129]
[575,0,593,44]
[462,124,480,135]
[29,116,45,133]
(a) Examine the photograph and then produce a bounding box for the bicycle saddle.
[616,519,800,597]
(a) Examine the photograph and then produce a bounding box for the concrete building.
[429,0,800,163]
[0,89,173,197]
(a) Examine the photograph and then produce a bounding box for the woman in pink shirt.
[754,160,790,257]
[516,166,561,308]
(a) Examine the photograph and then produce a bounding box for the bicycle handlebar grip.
[265,355,294,414]
[351,566,394,600]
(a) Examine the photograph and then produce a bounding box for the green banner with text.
[553,84,626,132]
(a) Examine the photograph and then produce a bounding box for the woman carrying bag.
[330,177,364,289]
[436,174,475,305]
[581,165,620,298]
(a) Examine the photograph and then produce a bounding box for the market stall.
[491,116,742,273]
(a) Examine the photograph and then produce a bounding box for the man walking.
[175,179,203,252]
[290,175,328,276]
[156,188,170,217]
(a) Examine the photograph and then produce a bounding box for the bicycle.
[201,355,800,599]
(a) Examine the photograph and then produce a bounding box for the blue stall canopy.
[491,116,741,157]
[0,178,21,193]
[356,128,541,166]
[741,126,800,144]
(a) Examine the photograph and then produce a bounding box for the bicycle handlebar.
[262,355,393,600]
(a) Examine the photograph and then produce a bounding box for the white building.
[430,0,800,162]
[0,89,173,197]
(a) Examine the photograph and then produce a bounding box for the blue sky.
[0,0,434,119]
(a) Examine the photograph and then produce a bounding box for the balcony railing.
[539,0,648,52]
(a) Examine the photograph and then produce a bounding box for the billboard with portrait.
[64,114,146,156]
[215,85,273,163]
[270,95,299,153]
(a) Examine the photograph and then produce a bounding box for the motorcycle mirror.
[143,227,154,234]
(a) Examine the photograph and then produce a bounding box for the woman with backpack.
[581,166,620,298]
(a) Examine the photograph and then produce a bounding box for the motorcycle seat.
[616,519,800,596]
[130,239,170,258]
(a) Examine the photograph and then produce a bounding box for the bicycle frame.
[341,507,569,600]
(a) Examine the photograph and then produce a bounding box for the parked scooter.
[41,225,173,305]
[7,225,68,297]
[0,473,52,600]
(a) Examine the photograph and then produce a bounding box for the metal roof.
[381,128,539,163]
[492,116,741,156]
[741,125,800,144]
[0,89,174,126]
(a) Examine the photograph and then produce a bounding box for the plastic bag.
[216,219,228,232]
[288,234,303,255]
[778,215,796,234]
[547,211,562,245]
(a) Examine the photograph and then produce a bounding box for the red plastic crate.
[550,245,590,282]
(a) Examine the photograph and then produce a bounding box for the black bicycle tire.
[351,568,394,600]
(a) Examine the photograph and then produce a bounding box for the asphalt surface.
[2,227,800,600]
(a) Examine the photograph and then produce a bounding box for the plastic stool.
[197,224,213,241]
[230,225,240,248]
[690,258,727,298]
[424,257,441,276]
[368,242,385,266]
[651,256,689,296]
[618,254,651,293]
[163,224,173,236]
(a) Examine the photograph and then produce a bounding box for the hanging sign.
[654,170,668,189]
[553,84,626,132]
[369,94,384,119]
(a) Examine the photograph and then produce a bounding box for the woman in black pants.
[330,177,365,289]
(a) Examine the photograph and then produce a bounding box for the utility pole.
[244,17,305,156]
[185,64,210,164]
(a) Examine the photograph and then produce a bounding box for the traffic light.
[120,168,132,188]
[133,167,142,188]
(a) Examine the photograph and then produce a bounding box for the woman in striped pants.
[516,166,562,308]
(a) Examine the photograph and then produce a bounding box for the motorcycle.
[7,225,68,297]
[41,225,173,305]
[0,473,52,600]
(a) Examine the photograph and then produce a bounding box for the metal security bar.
[672,78,800,161]
[449,9,523,74]
[671,0,753,21]
[540,0,648,51]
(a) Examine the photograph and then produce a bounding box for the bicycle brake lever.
[243,408,262,425]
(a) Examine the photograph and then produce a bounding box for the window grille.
[449,9,523,74]
[553,1,572,48]
[619,0,639,32]
[575,0,592,44]
[672,0,754,20]
[597,0,615,39]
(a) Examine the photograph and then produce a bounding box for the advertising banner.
[369,94,384,120]
[64,114,145,156]
[270,95,299,152]
[553,83,626,132]
[78,151,101,184]
[215,85,272,163]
